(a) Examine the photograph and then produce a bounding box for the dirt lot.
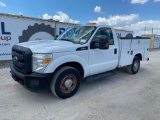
[0,49,160,120]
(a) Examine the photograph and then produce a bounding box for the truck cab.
[10,25,150,99]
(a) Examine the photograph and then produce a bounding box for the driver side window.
[92,27,114,45]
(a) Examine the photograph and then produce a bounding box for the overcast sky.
[0,0,160,36]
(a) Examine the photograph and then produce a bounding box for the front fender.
[44,55,89,77]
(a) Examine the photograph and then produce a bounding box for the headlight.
[32,54,52,73]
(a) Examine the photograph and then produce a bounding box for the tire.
[127,56,140,74]
[50,66,81,99]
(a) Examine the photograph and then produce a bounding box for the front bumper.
[10,64,52,90]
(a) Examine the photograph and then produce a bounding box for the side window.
[92,27,114,45]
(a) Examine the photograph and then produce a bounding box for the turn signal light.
[44,58,52,64]
[105,43,109,48]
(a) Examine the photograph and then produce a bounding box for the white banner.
[0,14,75,60]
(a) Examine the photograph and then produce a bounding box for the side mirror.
[91,36,109,49]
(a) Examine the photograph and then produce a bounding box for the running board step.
[84,70,115,82]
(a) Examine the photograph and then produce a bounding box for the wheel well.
[135,53,142,61]
[54,62,84,78]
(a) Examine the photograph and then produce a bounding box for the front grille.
[12,45,32,74]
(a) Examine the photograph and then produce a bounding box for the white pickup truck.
[10,25,150,99]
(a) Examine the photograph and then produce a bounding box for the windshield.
[57,26,96,44]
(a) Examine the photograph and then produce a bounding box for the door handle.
[114,48,117,54]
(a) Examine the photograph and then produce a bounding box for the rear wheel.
[127,56,140,74]
[50,66,81,99]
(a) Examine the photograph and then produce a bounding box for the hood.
[17,40,80,53]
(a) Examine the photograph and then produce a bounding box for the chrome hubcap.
[60,74,77,93]
[133,60,139,71]
[65,79,73,88]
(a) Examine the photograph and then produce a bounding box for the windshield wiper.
[59,39,74,43]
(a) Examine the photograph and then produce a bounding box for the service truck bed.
[118,37,150,67]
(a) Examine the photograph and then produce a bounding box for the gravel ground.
[0,49,160,120]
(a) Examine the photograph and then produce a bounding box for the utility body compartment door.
[143,39,150,60]
[118,39,133,67]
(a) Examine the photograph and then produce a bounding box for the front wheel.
[50,66,81,99]
[127,56,140,74]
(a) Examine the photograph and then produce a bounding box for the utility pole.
[144,25,146,35]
